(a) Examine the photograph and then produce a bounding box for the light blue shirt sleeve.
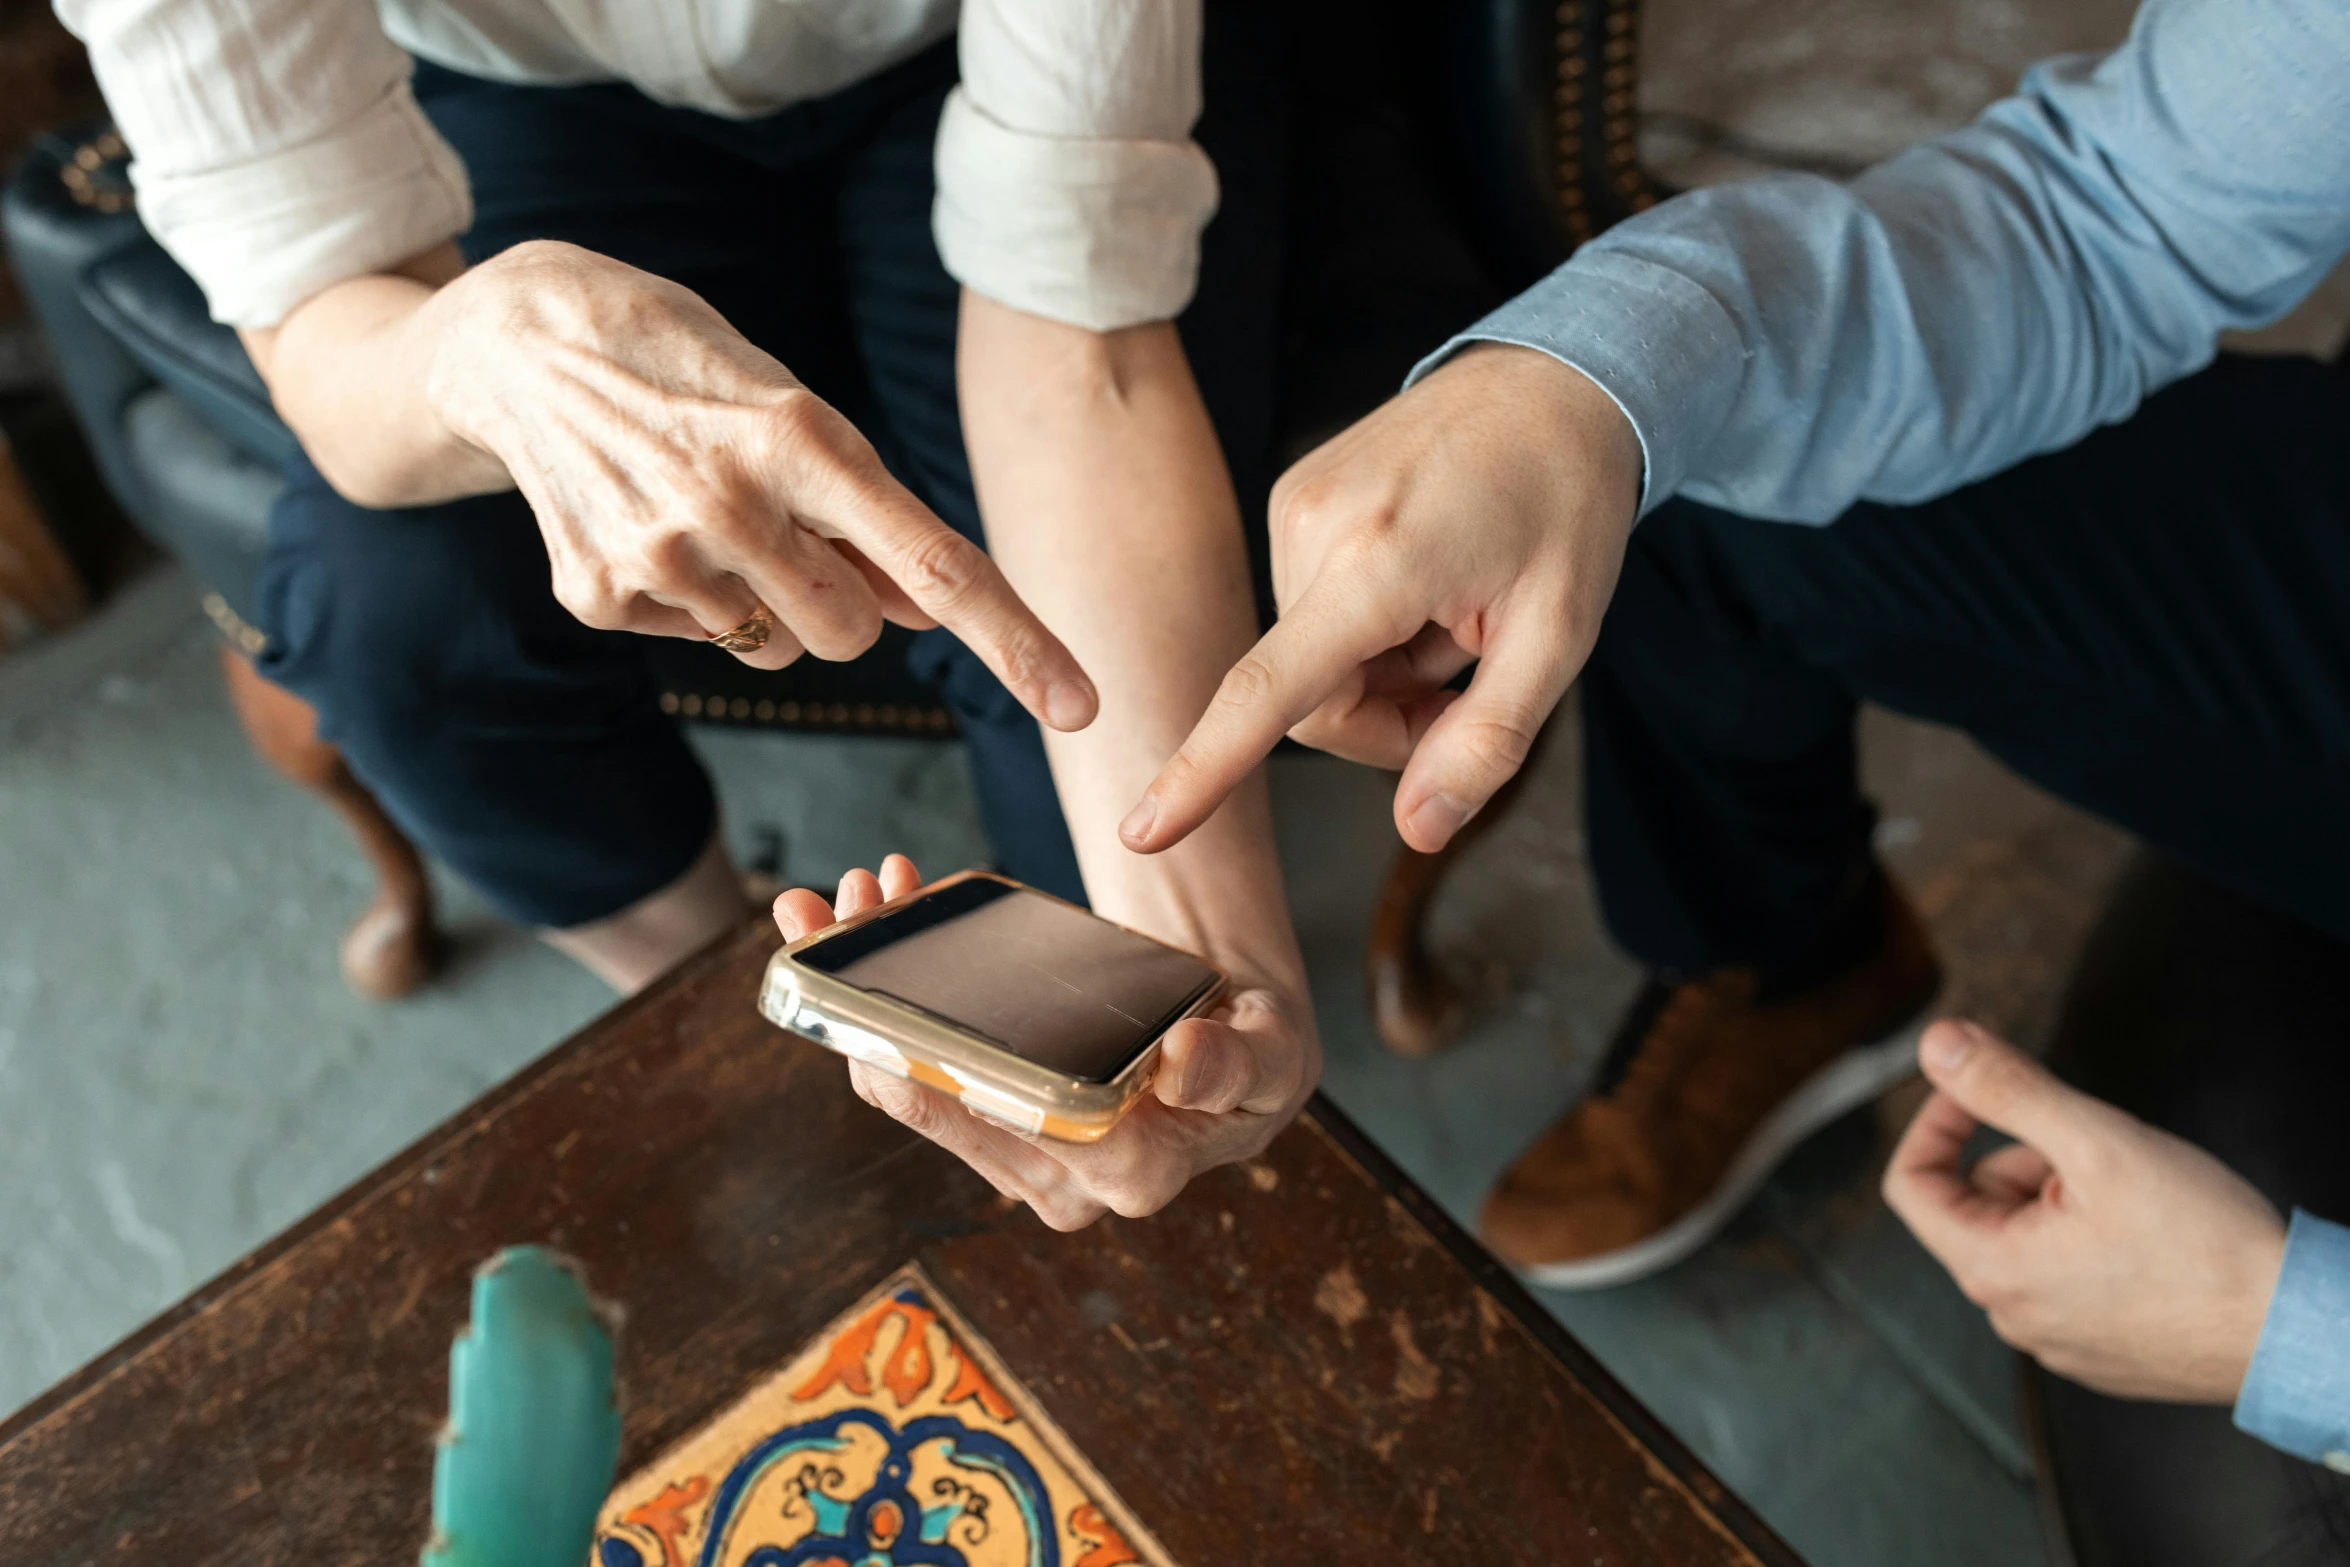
[2235,1211,2350,1469]
[1409,0,2350,522]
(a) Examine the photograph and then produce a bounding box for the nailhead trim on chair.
[58,131,132,214]
[198,591,956,735]
[1556,0,1661,247]
[657,689,957,735]
[200,591,267,658]
[198,595,955,736]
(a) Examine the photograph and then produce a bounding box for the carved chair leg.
[1364,756,1538,1058]
[216,644,441,999]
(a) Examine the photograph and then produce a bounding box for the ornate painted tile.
[592,1266,1174,1567]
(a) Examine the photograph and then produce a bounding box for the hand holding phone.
[763,867,1227,1141]
[768,855,1318,1231]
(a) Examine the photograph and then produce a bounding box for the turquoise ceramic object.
[421,1246,622,1567]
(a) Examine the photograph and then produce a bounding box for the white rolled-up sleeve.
[933,0,1217,332]
[59,0,472,328]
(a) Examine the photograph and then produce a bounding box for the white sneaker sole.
[1517,1007,1935,1292]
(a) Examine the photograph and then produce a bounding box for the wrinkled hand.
[773,856,1319,1230]
[1884,1019,2287,1402]
[424,241,1094,726]
[1118,344,1641,857]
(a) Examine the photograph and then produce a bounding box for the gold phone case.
[758,870,1228,1143]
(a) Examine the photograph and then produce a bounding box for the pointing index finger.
[801,466,1098,732]
[1122,574,1410,853]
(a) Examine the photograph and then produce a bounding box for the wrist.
[1074,783,1308,1001]
[1408,251,1744,515]
[1196,932,1309,1004]
[2218,1216,2291,1399]
[1447,343,1642,508]
[413,261,498,452]
[1097,885,1306,1002]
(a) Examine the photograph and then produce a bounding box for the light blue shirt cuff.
[1401,250,1745,520]
[2234,1210,2350,1469]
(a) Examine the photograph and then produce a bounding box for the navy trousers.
[258,26,1284,927]
[1584,353,2350,974]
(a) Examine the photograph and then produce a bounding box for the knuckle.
[1195,1054,1251,1115]
[486,238,581,284]
[804,614,882,664]
[1986,1302,2052,1356]
[556,572,626,631]
[2068,1137,2120,1186]
[759,387,835,451]
[505,237,579,267]
[831,596,887,650]
[635,529,700,584]
[1961,1262,2022,1315]
[892,525,984,607]
[1244,1117,1284,1160]
[1961,1053,2023,1114]
[1273,469,1346,534]
[1451,711,1539,779]
[1221,1129,1279,1175]
[1099,1135,1170,1193]
[695,475,772,542]
[1216,655,1280,714]
[1268,466,1316,525]
[2036,1347,2089,1384]
[1106,1180,1174,1220]
[1036,1194,1106,1233]
[1944,1251,1994,1304]
[876,1078,941,1133]
[1319,528,1392,585]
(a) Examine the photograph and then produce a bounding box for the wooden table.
[0,923,1802,1565]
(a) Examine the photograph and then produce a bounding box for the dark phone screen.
[798,878,1222,1082]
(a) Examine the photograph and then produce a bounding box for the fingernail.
[1924,1021,1980,1074]
[1119,795,1158,846]
[1405,792,1470,846]
[1045,680,1094,731]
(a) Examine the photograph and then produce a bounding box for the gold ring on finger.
[708,603,773,654]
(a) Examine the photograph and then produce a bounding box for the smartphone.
[759,870,1228,1142]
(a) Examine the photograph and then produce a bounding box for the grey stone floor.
[1,564,2134,1567]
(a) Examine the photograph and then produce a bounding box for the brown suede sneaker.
[1480,876,1942,1289]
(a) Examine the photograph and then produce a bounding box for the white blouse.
[56,0,1218,332]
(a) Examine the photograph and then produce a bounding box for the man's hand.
[252,241,1094,728]
[1116,344,1642,856]
[1884,1018,2288,1402]
[774,856,1318,1230]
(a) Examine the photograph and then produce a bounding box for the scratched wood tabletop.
[0,921,1802,1565]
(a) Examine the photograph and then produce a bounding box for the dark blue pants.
[258,27,1284,927]
[1584,353,2350,973]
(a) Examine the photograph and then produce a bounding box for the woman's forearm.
[955,290,1305,993]
[237,240,508,507]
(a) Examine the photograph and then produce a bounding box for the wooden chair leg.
[1364,757,1537,1058]
[0,432,88,649]
[216,644,441,999]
